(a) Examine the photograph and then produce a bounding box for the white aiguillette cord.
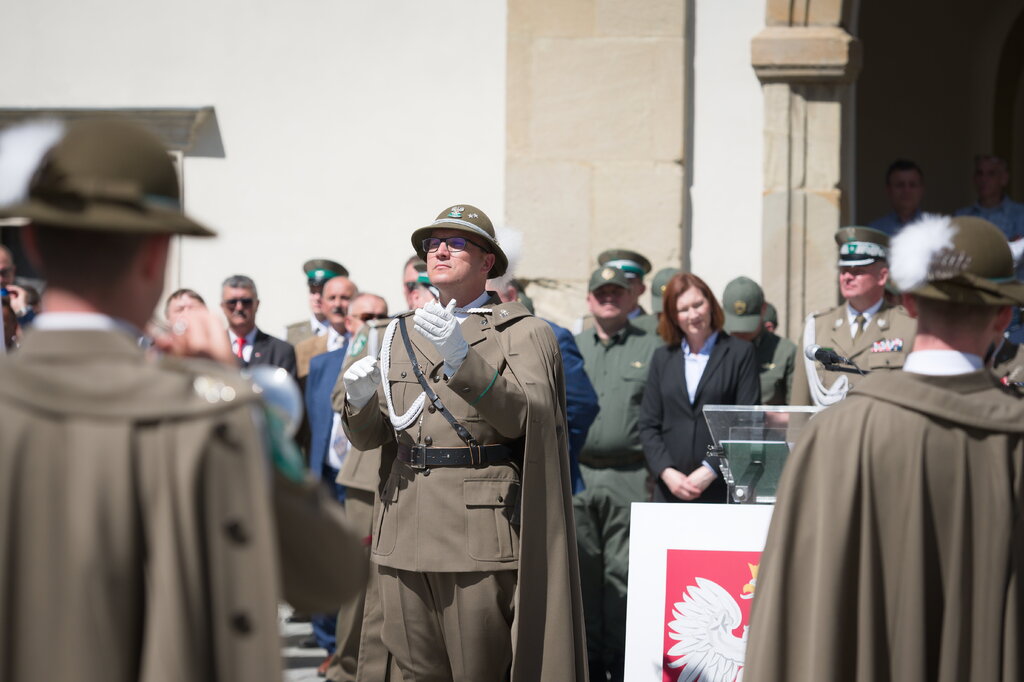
[379,308,492,431]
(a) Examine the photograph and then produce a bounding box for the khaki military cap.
[598,249,652,279]
[835,226,889,267]
[0,118,214,236]
[651,267,681,312]
[303,259,348,286]
[890,215,1024,305]
[411,204,508,278]
[589,266,631,292]
[722,276,765,334]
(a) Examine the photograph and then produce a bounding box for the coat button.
[424,436,433,446]
[400,371,407,378]
[497,495,504,503]
[433,376,440,383]
[427,405,436,413]
[231,612,253,635]
[462,387,470,393]
[480,319,486,325]
[225,520,249,544]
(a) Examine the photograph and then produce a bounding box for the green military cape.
[745,369,1024,681]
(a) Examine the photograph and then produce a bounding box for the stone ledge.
[751,26,861,84]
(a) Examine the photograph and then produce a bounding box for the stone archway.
[750,0,858,340]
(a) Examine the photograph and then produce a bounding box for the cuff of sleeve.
[701,460,719,478]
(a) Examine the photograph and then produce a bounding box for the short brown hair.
[657,272,725,345]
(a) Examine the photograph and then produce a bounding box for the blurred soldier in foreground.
[790,226,916,406]
[341,204,586,681]
[0,119,363,682]
[746,215,1024,681]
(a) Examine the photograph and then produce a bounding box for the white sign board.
[624,503,774,682]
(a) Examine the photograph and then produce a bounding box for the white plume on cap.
[889,213,957,291]
[490,225,523,289]
[0,119,65,207]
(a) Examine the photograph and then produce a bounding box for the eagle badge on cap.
[448,206,465,218]
[733,300,747,315]
[601,268,616,280]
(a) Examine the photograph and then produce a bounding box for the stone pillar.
[752,25,860,340]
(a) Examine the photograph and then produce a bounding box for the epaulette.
[809,304,843,319]
[156,354,258,407]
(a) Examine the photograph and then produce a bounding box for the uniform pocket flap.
[387,363,418,382]
[464,478,518,507]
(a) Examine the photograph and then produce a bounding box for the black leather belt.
[397,442,516,469]
[578,453,646,469]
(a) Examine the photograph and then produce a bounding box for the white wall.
[690,0,765,302]
[1,0,507,333]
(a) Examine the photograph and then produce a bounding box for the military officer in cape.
[0,119,364,682]
[790,226,917,406]
[340,204,586,681]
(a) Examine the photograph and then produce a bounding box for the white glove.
[1010,238,1024,265]
[414,299,469,376]
[343,356,382,409]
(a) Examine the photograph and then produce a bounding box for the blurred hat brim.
[0,196,215,237]
[724,312,761,334]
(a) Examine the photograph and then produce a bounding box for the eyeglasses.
[358,312,389,322]
[422,236,487,254]
[223,298,254,308]
[404,281,423,292]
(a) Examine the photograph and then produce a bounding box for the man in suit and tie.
[790,226,917,406]
[221,274,297,377]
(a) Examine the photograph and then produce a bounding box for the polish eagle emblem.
[665,565,757,682]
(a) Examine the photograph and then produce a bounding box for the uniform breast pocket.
[464,478,520,562]
[867,351,905,371]
[373,473,401,557]
[387,362,423,412]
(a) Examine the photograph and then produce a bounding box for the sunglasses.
[358,313,389,322]
[224,297,254,308]
[422,236,487,254]
[404,281,424,292]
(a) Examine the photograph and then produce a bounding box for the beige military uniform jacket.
[342,298,588,681]
[746,369,1024,681]
[0,329,364,682]
[286,318,316,346]
[790,300,916,406]
[295,332,329,379]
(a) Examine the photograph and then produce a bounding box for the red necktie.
[235,337,245,359]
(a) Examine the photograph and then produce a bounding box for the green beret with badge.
[303,259,348,286]
[598,249,652,280]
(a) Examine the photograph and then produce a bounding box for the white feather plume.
[495,224,523,277]
[0,119,66,206]
[889,213,957,291]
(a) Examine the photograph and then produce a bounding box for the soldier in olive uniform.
[286,258,349,345]
[341,205,586,682]
[722,276,797,405]
[791,226,917,406]
[574,266,665,682]
[0,119,363,682]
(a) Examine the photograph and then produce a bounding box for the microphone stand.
[821,361,868,376]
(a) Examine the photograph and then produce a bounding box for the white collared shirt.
[311,313,329,337]
[681,331,719,404]
[227,328,258,362]
[32,312,142,339]
[327,326,349,352]
[453,292,491,323]
[903,350,983,376]
[846,298,884,339]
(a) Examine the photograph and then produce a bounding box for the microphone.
[805,344,851,366]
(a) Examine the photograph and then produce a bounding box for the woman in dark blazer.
[639,272,760,503]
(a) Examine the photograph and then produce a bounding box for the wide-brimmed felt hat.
[0,118,214,236]
[598,248,652,279]
[835,226,888,267]
[722,276,765,334]
[410,204,508,278]
[890,214,1024,306]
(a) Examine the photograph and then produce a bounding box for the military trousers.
[326,488,390,682]
[573,463,649,682]
[378,566,516,682]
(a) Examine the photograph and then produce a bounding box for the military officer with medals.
[790,226,916,406]
[340,205,586,681]
[722,276,797,405]
[0,118,363,682]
